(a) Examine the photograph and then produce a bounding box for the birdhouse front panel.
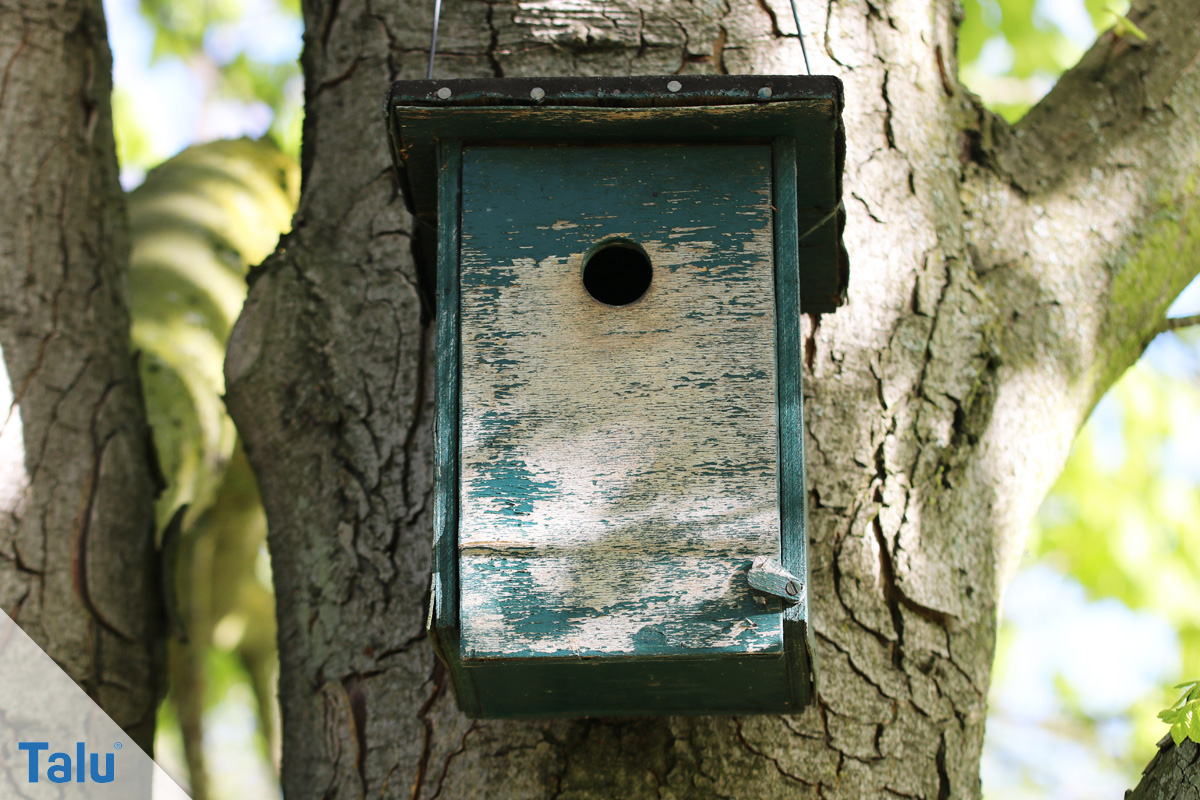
[457,144,782,660]
[387,74,847,717]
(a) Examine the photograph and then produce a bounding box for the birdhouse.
[387,75,847,718]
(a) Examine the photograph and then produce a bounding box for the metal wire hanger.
[427,0,443,79]
[788,0,813,75]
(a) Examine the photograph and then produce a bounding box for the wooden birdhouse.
[387,75,847,717]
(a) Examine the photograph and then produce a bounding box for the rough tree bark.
[224,0,1200,796]
[0,0,161,749]
[1127,736,1200,800]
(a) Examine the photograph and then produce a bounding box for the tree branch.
[1163,313,1200,332]
[970,0,1200,412]
[996,2,1200,197]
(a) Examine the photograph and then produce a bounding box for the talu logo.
[17,741,119,784]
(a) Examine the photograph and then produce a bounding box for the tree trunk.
[0,0,161,749]
[225,0,1200,796]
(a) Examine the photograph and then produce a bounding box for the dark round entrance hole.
[582,241,652,306]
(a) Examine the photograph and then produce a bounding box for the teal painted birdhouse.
[387,75,847,718]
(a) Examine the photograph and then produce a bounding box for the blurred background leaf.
[129,137,298,800]
[1033,361,1200,667]
[959,0,1131,122]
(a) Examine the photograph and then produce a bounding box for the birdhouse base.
[429,623,814,718]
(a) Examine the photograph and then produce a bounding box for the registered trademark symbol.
[113,742,123,750]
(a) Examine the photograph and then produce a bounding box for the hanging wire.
[427,0,444,80]
[797,199,843,244]
[787,0,813,75]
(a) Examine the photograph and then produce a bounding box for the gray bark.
[0,0,162,749]
[224,0,1200,796]
[1127,736,1200,800]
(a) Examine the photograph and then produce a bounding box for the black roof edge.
[387,74,843,110]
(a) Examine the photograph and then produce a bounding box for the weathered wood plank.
[457,144,783,659]
[463,653,795,718]
[434,140,463,631]
[772,136,817,702]
[431,140,482,715]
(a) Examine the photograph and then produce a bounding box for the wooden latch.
[746,556,804,605]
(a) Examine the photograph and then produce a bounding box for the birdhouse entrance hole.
[582,240,652,306]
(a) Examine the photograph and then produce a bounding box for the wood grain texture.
[771,136,817,703]
[431,140,482,716]
[457,144,782,659]
[747,556,803,601]
[434,140,464,637]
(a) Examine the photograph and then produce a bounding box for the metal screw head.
[758,86,773,100]
[436,87,452,99]
[530,87,545,101]
[667,80,682,92]
[785,580,800,597]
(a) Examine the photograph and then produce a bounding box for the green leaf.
[140,0,244,62]
[111,87,158,172]
[1159,681,1200,745]
[1085,0,1127,28]
[1030,363,1200,672]
[129,138,299,526]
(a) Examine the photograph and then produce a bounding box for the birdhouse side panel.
[456,144,784,660]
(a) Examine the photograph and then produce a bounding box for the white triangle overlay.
[0,608,192,798]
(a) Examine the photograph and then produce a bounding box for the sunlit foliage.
[106,2,302,796]
[1160,680,1200,746]
[140,0,302,152]
[111,0,303,181]
[959,0,1130,121]
[1030,359,1200,737]
[1034,362,1200,666]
